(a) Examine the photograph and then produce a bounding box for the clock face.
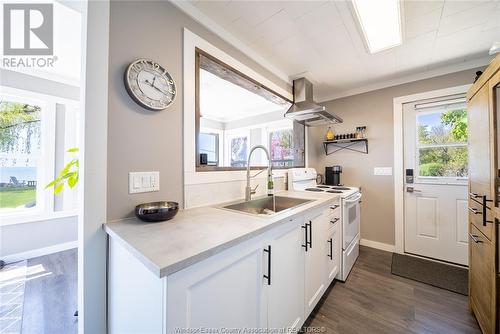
[124,59,176,111]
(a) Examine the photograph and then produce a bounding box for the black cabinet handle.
[263,245,271,285]
[330,205,340,210]
[468,233,483,243]
[330,218,340,224]
[308,221,312,248]
[301,224,308,252]
[468,207,481,215]
[328,238,333,260]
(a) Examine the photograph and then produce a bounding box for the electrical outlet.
[129,172,160,194]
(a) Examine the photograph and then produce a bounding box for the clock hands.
[144,77,172,96]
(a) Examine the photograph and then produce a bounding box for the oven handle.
[345,193,362,203]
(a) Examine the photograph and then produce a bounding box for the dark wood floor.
[306,246,481,334]
[21,249,77,334]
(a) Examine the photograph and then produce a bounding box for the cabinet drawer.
[469,193,494,241]
[469,224,496,334]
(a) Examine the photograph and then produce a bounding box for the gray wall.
[307,67,484,246]
[107,0,289,220]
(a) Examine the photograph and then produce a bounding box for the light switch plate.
[129,171,160,194]
[374,167,392,176]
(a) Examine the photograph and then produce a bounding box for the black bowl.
[135,201,179,222]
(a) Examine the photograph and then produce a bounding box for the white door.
[166,238,268,331]
[304,209,328,315]
[267,218,305,332]
[403,98,469,265]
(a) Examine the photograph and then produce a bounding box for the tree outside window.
[417,108,468,178]
[0,101,41,210]
[230,136,248,167]
[269,128,294,168]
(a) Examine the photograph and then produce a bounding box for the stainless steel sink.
[220,196,312,216]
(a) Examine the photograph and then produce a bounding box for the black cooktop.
[305,188,324,192]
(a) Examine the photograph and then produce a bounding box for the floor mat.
[391,253,468,295]
[0,261,27,334]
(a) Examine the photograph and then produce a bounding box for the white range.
[288,168,362,281]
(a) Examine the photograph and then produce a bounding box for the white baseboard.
[360,238,395,253]
[1,241,78,264]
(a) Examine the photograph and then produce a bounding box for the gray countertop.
[103,190,338,278]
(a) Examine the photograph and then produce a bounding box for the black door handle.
[328,238,333,260]
[263,245,271,285]
[301,224,308,252]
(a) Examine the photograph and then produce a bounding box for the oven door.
[342,192,362,249]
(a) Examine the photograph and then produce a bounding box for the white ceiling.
[183,0,500,101]
[200,69,286,122]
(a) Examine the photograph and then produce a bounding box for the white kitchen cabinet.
[107,201,341,334]
[326,220,341,284]
[267,217,305,332]
[166,237,268,332]
[304,209,329,315]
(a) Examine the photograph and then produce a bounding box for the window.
[0,89,79,221]
[230,136,248,167]
[0,100,42,212]
[268,128,294,167]
[195,48,305,170]
[199,132,219,166]
[416,104,468,178]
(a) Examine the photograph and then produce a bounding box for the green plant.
[420,162,445,177]
[46,147,79,194]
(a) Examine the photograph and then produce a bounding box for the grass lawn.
[0,187,36,208]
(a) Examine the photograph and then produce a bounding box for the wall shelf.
[323,138,368,155]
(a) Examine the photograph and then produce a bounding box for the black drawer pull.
[308,221,312,248]
[328,238,333,260]
[301,224,308,252]
[330,205,340,210]
[330,218,340,224]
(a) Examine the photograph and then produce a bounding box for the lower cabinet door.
[325,222,341,285]
[267,218,305,332]
[304,210,328,315]
[166,238,268,332]
[469,224,496,334]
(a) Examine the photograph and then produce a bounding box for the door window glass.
[416,105,468,178]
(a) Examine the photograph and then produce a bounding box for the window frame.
[414,104,468,184]
[199,132,220,166]
[0,86,79,225]
[194,48,303,171]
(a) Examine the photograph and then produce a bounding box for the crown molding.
[317,55,493,102]
[170,0,290,84]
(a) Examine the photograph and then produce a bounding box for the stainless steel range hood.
[285,78,343,127]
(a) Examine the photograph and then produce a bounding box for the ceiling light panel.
[352,0,403,53]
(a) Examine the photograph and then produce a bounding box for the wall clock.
[124,59,176,111]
